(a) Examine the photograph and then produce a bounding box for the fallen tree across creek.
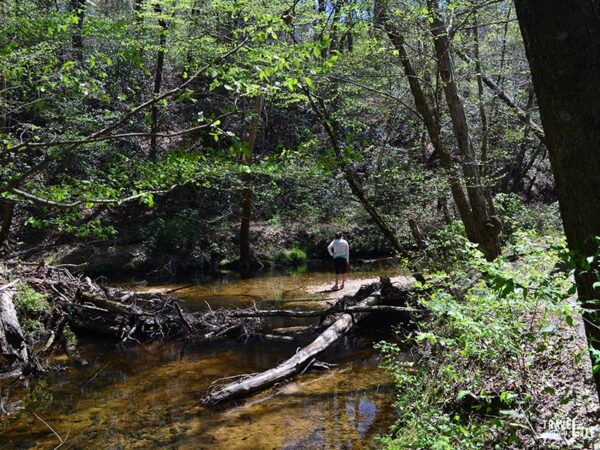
[202,277,415,407]
[229,304,424,318]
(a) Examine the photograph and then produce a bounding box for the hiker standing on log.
[327,232,350,290]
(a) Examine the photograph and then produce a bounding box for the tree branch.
[455,48,546,143]
[11,111,237,150]
[0,38,250,194]
[8,184,178,208]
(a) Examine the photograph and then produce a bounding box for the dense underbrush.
[379,228,599,449]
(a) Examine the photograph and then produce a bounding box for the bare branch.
[9,111,236,151]
[455,48,546,143]
[9,184,178,208]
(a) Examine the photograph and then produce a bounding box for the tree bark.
[514,0,600,398]
[229,304,420,318]
[408,218,426,248]
[425,1,500,260]
[376,2,501,260]
[0,282,29,367]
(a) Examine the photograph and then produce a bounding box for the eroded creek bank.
[1,264,412,449]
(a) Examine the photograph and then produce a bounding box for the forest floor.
[521,299,600,448]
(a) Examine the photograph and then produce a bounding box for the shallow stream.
[1,263,404,449]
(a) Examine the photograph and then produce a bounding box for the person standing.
[327,232,349,290]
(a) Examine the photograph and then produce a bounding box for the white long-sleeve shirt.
[327,238,349,260]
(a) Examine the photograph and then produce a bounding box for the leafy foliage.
[378,230,577,449]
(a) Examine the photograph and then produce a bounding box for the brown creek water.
[1,263,405,449]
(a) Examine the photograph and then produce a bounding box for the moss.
[63,325,78,347]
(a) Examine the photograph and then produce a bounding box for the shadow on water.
[0,262,405,449]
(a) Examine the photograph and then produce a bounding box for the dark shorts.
[334,257,348,274]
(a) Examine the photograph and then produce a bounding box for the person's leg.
[340,259,348,288]
[333,259,339,289]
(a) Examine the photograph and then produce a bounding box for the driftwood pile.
[0,265,260,381]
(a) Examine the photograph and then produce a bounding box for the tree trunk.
[426,0,499,260]
[0,200,15,248]
[408,218,426,248]
[308,93,405,255]
[149,3,167,161]
[514,0,600,398]
[71,0,86,62]
[437,196,452,224]
[239,96,262,267]
[329,0,344,54]
[377,3,500,260]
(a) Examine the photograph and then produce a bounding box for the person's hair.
[335,232,343,239]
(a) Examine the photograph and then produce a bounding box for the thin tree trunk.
[239,96,262,267]
[472,12,489,179]
[329,0,344,53]
[149,3,167,161]
[307,93,405,255]
[455,49,546,143]
[472,11,495,215]
[495,2,513,88]
[408,218,426,248]
[437,197,452,224]
[514,0,600,398]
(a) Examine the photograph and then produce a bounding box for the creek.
[1,263,406,449]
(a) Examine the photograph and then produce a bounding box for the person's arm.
[345,241,350,262]
[327,240,335,257]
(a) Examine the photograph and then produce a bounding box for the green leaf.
[456,390,472,401]
[565,315,574,326]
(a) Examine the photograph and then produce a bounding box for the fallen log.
[229,304,423,318]
[202,284,385,406]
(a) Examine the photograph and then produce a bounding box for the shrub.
[379,231,574,449]
[143,208,204,254]
[274,247,307,266]
[14,283,50,339]
[494,193,562,240]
